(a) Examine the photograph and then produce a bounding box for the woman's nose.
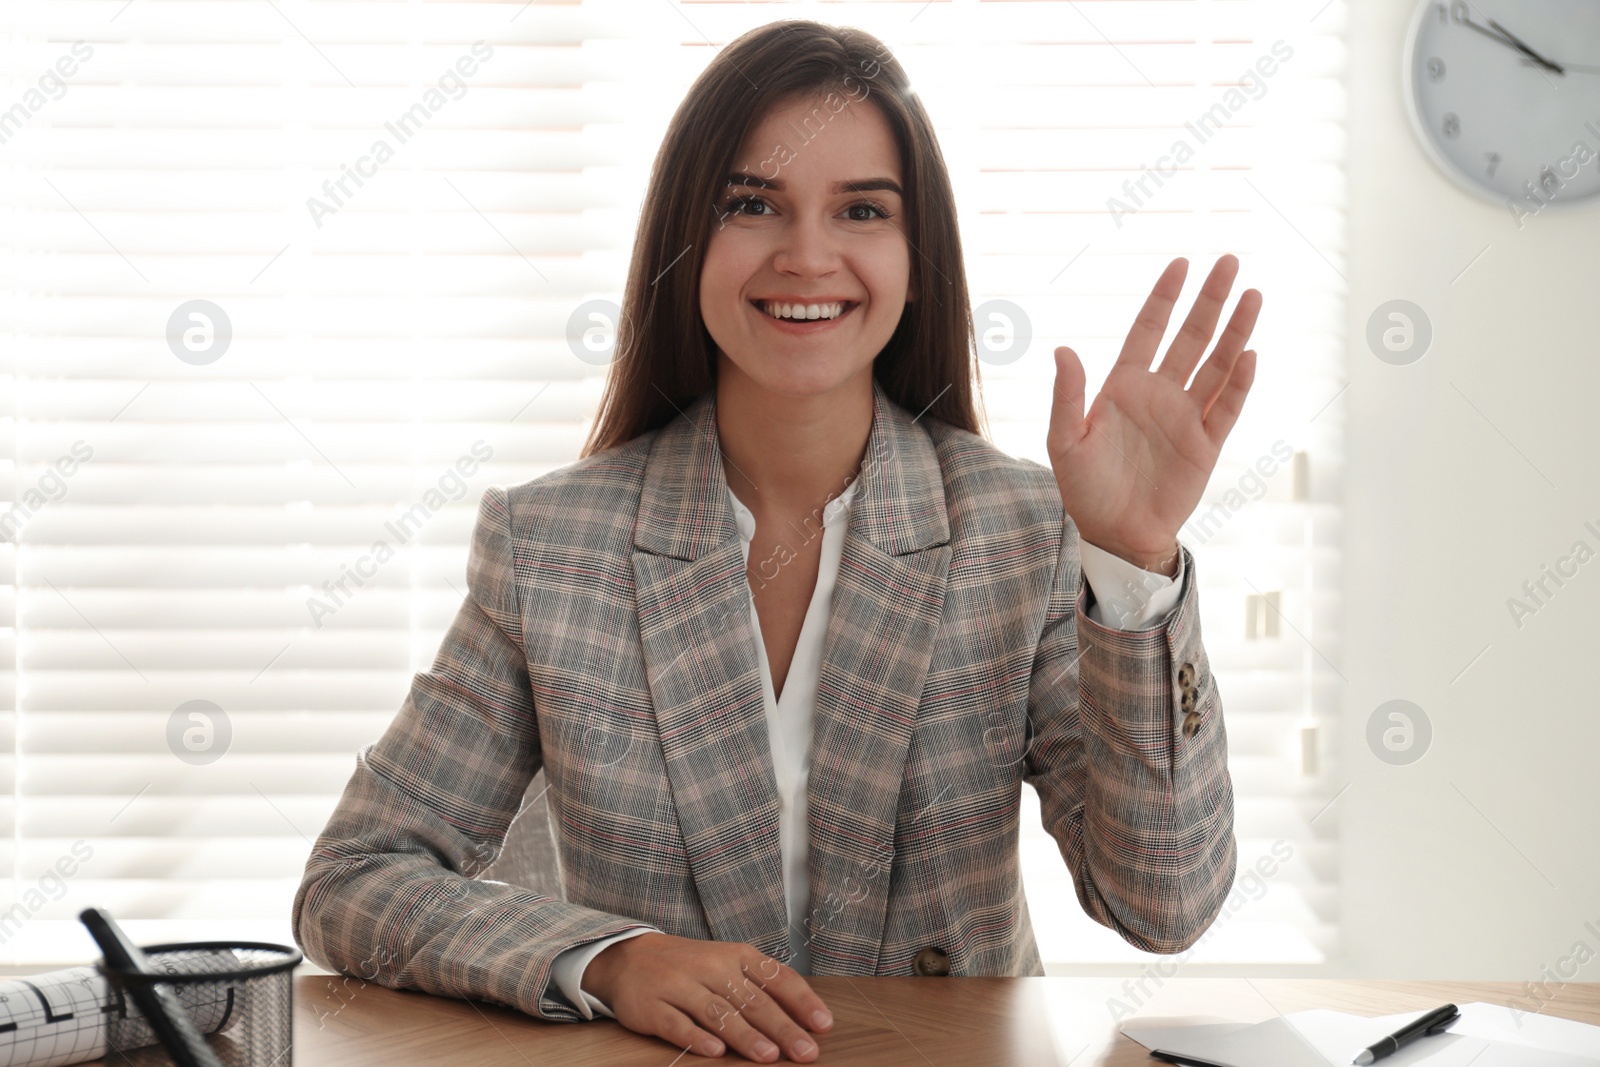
[771,212,843,273]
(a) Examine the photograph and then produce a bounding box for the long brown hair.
[580,19,987,457]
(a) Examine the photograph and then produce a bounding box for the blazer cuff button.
[1182,710,1202,738]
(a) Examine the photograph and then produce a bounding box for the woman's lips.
[750,300,860,334]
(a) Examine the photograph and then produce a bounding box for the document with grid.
[0,951,241,1067]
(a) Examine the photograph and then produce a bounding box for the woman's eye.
[720,196,893,222]
[724,195,769,216]
[846,200,892,222]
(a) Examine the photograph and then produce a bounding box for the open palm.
[1046,255,1263,574]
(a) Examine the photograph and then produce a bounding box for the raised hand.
[1046,254,1262,575]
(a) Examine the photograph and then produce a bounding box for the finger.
[1156,254,1239,387]
[1201,349,1257,451]
[681,991,774,1062]
[651,1001,729,1059]
[723,956,826,1060]
[1047,346,1087,454]
[763,963,833,1033]
[733,1003,818,1062]
[684,966,819,1062]
[1112,257,1188,372]
[1185,287,1262,413]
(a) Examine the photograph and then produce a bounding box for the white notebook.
[1121,1001,1600,1067]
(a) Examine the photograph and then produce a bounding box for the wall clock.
[1404,0,1600,212]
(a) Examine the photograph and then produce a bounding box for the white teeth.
[760,301,847,321]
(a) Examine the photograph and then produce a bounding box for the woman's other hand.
[584,932,834,1061]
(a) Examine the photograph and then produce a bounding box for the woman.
[293,19,1260,1064]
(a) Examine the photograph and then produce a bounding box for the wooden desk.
[283,974,1600,1065]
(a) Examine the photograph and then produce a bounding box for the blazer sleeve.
[1022,516,1238,954]
[291,485,659,1021]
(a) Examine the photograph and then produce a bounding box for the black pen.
[1352,1003,1459,1065]
[79,907,226,1067]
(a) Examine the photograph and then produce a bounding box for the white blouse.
[551,469,1186,1018]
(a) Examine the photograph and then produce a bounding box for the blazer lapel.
[804,380,950,973]
[631,380,951,972]
[632,389,790,959]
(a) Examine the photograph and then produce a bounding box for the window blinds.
[2,0,1344,970]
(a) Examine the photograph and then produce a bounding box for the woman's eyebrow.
[724,172,903,197]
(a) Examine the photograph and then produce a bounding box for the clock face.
[1405,0,1600,208]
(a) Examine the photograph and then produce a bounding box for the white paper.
[0,952,243,1067]
[1123,1003,1600,1067]
[1451,1001,1600,1058]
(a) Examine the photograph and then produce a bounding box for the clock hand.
[1486,18,1566,75]
[1453,10,1565,74]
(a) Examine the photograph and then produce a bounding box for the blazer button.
[912,946,950,976]
[1182,710,1202,738]
[1177,662,1196,687]
[1180,688,1196,713]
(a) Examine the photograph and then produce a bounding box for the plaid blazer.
[292,377,1237,1022]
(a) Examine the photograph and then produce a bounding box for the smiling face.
[700,92,914,403]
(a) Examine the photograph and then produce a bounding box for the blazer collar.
[633,377,950,560]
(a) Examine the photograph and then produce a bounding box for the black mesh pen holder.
[95,941,302,1067]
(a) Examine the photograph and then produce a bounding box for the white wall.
[1339,0,1600,979]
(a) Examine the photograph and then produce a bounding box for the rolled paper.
[0,950,242,1067]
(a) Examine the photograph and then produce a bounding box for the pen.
[1352,1003,1459,1065]
[79,907,226,1067]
